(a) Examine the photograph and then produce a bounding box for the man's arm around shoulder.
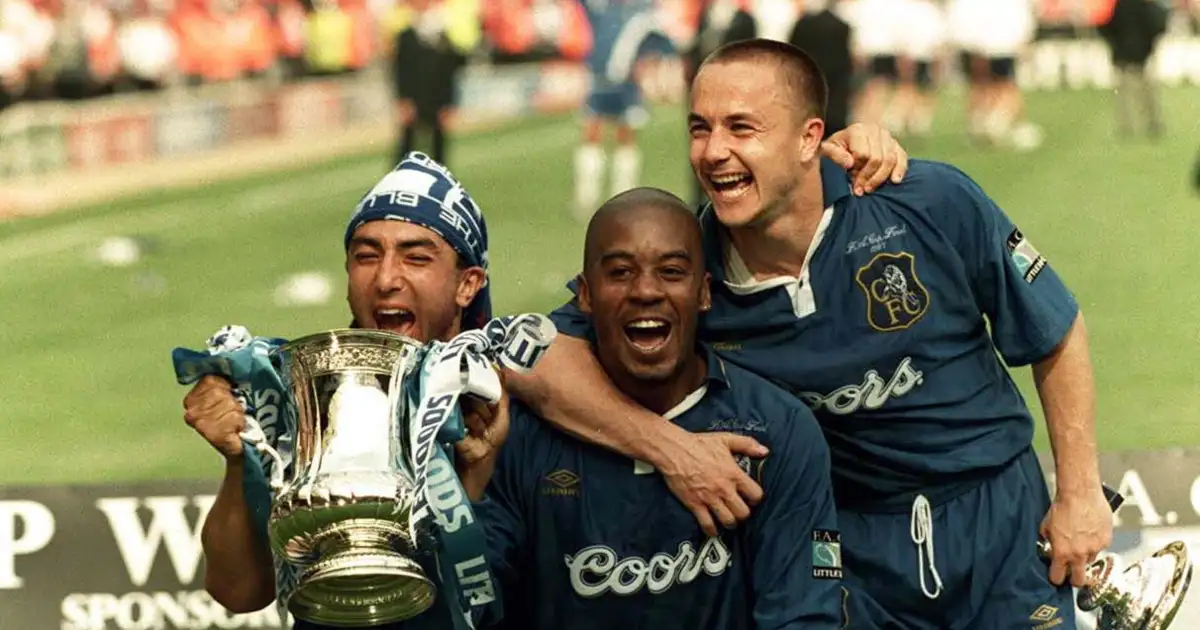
[201,456,276,613]
[505,303,766,537]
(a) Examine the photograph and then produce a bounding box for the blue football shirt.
[580,0,674,90]
[551,158,1079,510]
[473,351,844,629]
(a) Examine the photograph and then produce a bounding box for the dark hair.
[700,38,828,121]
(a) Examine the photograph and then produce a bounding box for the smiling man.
[459,187,844,629]
[182,152,494,628]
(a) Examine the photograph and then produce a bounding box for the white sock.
[881,104,906,135]
[611,145,642,197]
[910,109,934,136]
[574,144,606,217]
[985,109,1015,141]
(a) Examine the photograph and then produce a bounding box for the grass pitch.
[1,86,1197,486]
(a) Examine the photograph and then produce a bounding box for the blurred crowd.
[0,0,1196,111]
[0,0,594,110]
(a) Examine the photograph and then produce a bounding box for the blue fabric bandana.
[345,152,492,330]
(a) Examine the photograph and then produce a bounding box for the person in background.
[1192,147,1200,194]
[975,0,1042,150]
[570,0,674,222]
[841,0,904,131]
[892,0,945,138]
[231,0,278,79]
[788,0,851,139]
[116,0,182,91]
[947,0,989,142]
[1097,0,1169,139]
[392,0,471,166]
[305,0,353,75]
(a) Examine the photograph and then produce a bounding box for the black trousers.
[398,115,448,166]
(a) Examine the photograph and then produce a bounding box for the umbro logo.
[543,469,580,497]
[1029,604,1063,629]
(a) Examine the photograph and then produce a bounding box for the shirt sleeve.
[547,277,594,340]
[469,407,538,627]
[746,407,845,629]
[939,164,1080,367]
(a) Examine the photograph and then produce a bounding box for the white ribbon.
[406,313,557,542]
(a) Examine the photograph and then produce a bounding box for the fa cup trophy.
[1039,486,1193,629]
[267,329,435,627]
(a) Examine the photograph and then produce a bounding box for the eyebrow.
[657,250,693,265]
[688,112,759,127]
[598,249,693,265]
[349,236,441,251]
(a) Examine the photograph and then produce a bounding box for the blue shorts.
[839,448,1075,629]
[583,83,645,126]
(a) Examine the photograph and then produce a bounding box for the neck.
[608,351,708,416]
[727,166,825,279]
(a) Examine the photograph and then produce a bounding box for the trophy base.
[1080,541,1193,630]
[285,518,436,627]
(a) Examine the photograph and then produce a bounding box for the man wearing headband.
[183,152,496,623]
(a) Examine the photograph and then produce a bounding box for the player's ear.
[798,116,826,164]
[576,273,594,315]
[455,266,487,309]
[699,272,712,312]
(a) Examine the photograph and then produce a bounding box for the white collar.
[720,205,835,318]
[632,384,709,475]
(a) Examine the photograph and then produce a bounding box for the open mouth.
[709,172,753,200]
[623,318,672,353]
[374,308,416,335]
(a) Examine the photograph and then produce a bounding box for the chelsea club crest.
[854,252,931,332]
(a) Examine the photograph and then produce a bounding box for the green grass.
[1,87,1197,486]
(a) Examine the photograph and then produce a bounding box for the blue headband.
[345,152,491,330]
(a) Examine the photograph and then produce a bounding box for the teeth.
[717,185,751,200]
[628,320,667,329]
[711,173,748,184]
[378,309,410,316]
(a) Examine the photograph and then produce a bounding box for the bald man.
[464,187,845,629]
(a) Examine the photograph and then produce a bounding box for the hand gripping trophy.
[1040,486,1193,630]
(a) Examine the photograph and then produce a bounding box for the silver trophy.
[1038,487,1193,629]
[267,329,435,627]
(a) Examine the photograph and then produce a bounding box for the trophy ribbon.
[172,325,298,619]
[405,313,557,630]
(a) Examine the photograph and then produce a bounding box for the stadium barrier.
[1,451,1199,629]
[0,59,596,217]
[0,59,600,183]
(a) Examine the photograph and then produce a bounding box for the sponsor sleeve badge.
[1005,228,1048,284]
[812,530,843,580]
